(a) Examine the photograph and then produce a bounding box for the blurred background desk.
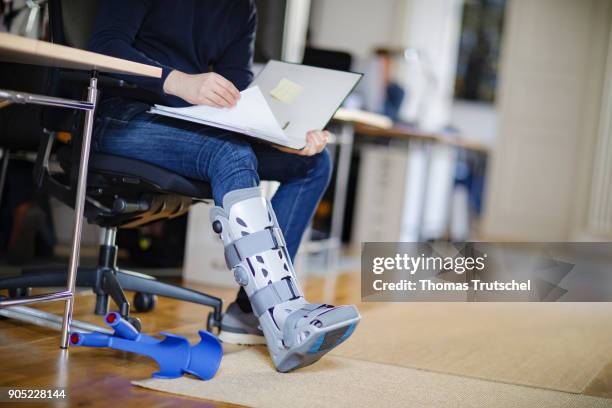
[351,122,488,247]
[354,123,489,153]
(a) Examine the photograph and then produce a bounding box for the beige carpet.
[332,302,612,393]
[134,348,612,408]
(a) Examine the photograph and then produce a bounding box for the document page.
[150,86,288,143]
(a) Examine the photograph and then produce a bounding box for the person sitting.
[88,0,360,372]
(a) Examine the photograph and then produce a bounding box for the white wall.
[450,101,497,148]
[584,24,612,239]
[394,0,463,131]
[309,0,463,131]
[482,0,612,240]
[309,0,403,58]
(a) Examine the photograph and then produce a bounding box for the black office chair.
[0,0,222,332]
[0,63,53,259]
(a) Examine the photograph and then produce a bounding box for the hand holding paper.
[151,86,289,145]
[150,60,363,150]
[163,71,240,108]
[272,130,330,156]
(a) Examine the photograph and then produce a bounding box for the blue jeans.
[92,97,332,261]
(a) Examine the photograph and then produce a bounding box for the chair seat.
[88,152,212,199]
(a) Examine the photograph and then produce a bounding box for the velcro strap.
[224,227,285,269]
[283,303,326,347]
[251,277,300,317]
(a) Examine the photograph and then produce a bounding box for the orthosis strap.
[251,278,302,317]
[282,304,327,347]
[224,227,286,269]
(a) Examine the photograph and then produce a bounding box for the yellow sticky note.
[270,78,303,104]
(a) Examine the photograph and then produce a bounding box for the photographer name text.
[370,253,531,292]
[373,279,531,292]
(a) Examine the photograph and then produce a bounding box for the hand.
[163,70,241,108]
[274,130,330,156]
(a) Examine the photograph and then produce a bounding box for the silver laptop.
[150,60,362,149]
[250,60,362,148]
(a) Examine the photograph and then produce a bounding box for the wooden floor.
[0,272,364,407]
[3,270,612,407]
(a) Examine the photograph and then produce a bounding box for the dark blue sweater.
[89,0,257,107]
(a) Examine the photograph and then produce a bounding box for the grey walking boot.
[210,187,360,372]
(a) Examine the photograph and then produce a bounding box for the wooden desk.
[328,110,487,245]
[0,32,161,349]
[0,32,161,77]
[333,107,393,129]
[354,123,490,153]
[328,110,488,263]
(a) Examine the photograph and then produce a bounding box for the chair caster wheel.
[133,292,157,312]
[126,316,142,332]
[9,287,31,298]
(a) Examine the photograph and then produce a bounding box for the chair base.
[0,249,223,333]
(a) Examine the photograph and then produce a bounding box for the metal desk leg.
[324,122,354,301]
[330,123,354,248]
[59,74,98,349]
[413,140,432,242]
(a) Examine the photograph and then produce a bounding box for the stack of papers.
[148,60,364,149]
[149,86,292,147]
